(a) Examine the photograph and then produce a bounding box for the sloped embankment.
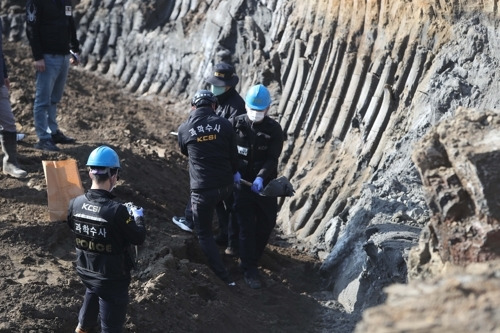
[67,0,500,316]
[4,0,500,326]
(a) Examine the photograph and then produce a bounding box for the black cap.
[205,63,239,87]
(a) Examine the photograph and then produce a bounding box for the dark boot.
[1,131,27,178]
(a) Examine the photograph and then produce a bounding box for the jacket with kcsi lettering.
[177,105,239,191]
[67,189,146,287]
[233,114,284,185]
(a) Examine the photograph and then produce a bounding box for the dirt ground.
[0,41,352,332]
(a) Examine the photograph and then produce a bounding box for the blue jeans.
[191,183,233,281]
[78,285,129,333]
[33,54,69,140]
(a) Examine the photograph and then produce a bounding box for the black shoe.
[214,233,228,246]
[221,274,236,287]
[244,273,262,289]
[34,139,60,152]
[51,130,76,144]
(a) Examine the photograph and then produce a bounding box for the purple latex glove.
[233,171,241,184]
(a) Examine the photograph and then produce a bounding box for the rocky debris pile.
[356,108,500,331]
[355,260,500,333]
[411,108,500,272]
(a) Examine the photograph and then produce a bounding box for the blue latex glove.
[233,171,241,184]
[251,176,264,194]
[131,206,144,219]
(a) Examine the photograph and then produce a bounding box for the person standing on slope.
[172,63,245,257]
[233,84,284,289]
[0,20,27,178]
[207,62,246,254]
[177,90,241,285]
[68,146,147,333]
[26,0,81,151]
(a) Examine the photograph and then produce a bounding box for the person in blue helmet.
[177,90,241,286]
[67,146,147,333]
[232,84,284,289]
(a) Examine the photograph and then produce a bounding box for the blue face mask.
[211,85,227,96]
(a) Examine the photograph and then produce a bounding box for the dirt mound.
[0,41,350,332]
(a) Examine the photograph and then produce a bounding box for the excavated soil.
[0,41,353,332]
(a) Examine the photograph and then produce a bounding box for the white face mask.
[211,85,227,96]
[247,108,266,123]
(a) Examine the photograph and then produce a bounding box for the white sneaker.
[172,216,193,232]
[16,133,25,141]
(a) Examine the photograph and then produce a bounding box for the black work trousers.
[191,183,233,282]
[214,191,239,247]
[233,186,277,276]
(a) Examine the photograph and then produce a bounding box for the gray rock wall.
[4,0,500,317]
[411,109,500,266]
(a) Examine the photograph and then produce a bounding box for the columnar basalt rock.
[4,0,500,325]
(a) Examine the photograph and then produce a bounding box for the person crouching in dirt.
[67,146,146,333]
[0,20,27,178]
[233,84,284,289]
[177,90,241,286]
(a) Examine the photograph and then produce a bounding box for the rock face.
[356,109,500,331]
[412,109,500,267]
[3,0,500,327]
[355,260,500,333]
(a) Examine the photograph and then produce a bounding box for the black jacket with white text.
[67,189,146,288]
[177,106,239,191]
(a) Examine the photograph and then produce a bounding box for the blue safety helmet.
[245,84,271,110]
[86,146,121,169]
[191,89,218,108]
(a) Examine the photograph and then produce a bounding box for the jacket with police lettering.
[233,114,284,184]
[67,189,146,287]
[26,0,80,61]
[215,88,246,125]
[177,106,239,191]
